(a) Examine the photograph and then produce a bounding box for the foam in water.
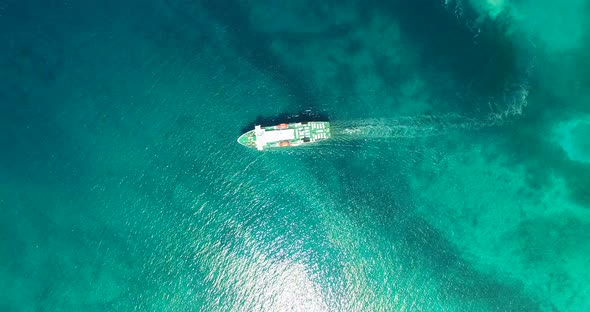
[329,82,529,143]
[331,114,485,141]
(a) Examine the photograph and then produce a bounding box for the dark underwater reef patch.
[489,84,590,208]
[201,0,321,110]
[359,0,520,111]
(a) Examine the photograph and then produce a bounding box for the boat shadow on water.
[239,110,331,135]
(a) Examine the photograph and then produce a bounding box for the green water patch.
[248,0,529,122]
[200,0,322,110]
[450,0,589,53]
[512,215,590,309]
[493,100,590,208]
[369,0,523,107]
[0,1,305,310]
[407,132,590,310]
[0,180,143,311]
[554,118,590,164]
[326,147,543,311]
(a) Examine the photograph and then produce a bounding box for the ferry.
[237,122,331,150]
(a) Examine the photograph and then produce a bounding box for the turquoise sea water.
[1,0,589,311]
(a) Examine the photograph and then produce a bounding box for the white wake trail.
[328,81,530,142]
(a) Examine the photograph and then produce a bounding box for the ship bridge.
[254,125,296,150]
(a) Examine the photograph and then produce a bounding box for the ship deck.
[238,121,331,150]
